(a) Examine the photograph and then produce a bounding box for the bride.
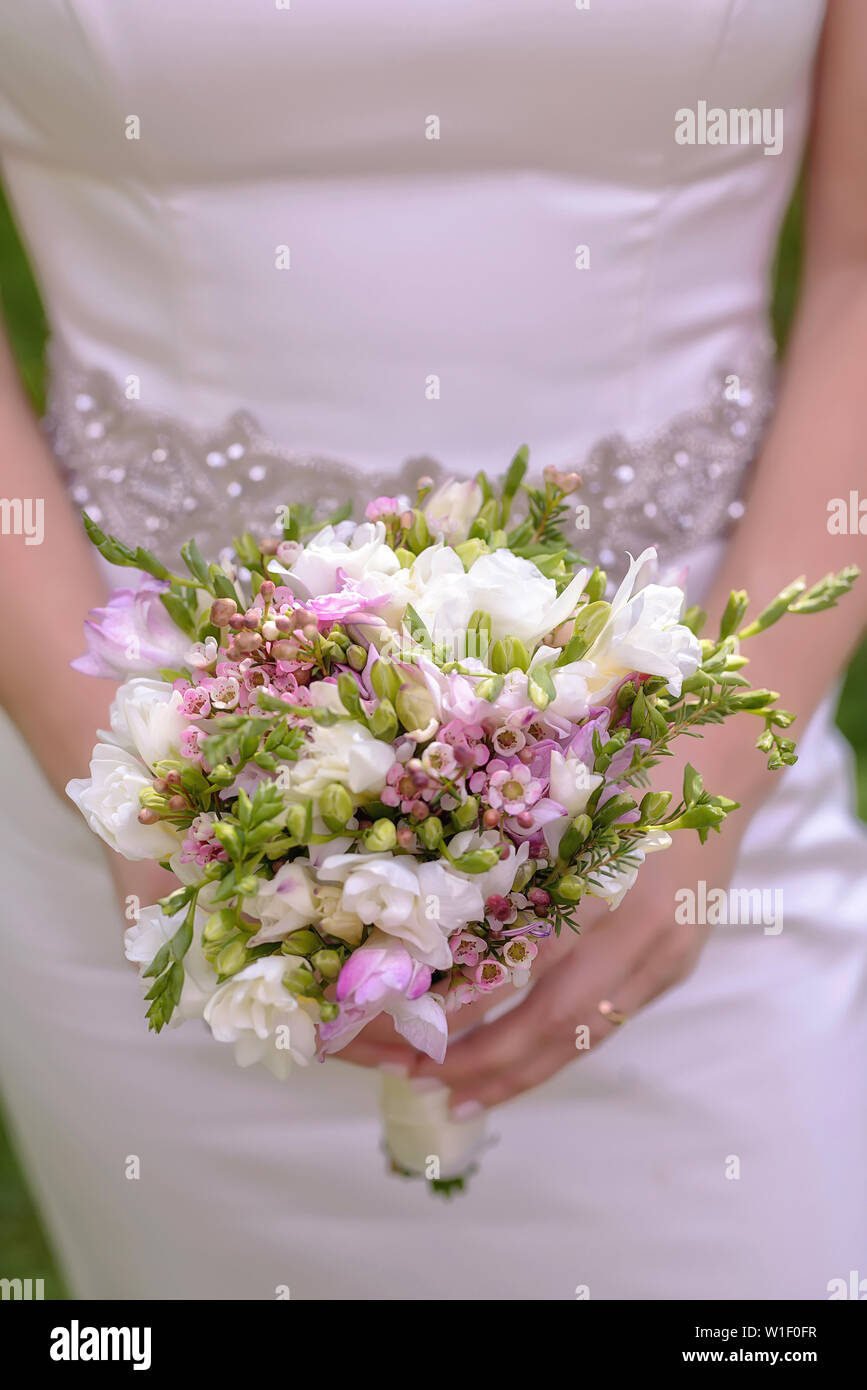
[0,0,865,1299]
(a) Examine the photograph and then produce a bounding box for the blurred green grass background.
[0,180,864,1299]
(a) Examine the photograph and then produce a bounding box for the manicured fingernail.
[451,1100,484,1121]
[379,1062,409,1077]
[409,1076,443,1093]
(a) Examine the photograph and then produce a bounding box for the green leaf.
[159,591,197,638]
[682,762,703,806]
[180,537,211,587]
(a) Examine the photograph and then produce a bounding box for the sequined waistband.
[44,341,776,576]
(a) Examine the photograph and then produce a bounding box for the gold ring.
[597,999,627,1026]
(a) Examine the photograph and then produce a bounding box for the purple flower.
[72,575,190,679]
[308,571,390,625]
[320,931,446,1062]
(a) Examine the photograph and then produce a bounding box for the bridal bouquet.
[68,451,857,1191]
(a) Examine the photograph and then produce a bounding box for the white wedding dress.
[1,0,865,1300]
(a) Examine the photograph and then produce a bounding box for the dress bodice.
[0,0,825,563]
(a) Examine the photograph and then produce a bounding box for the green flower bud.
[370,659,401,703]
[213,822,243,857]
[454,538,488,570]
[489,635,530,674]
[346,643,368,671]
[556,874,586,902]
[319,1000,340,1022]
[394,685,437,739]
[363,817,398,852]
[417,815,444,850]
[451,847,501,873]
[283,964,319,995]
[312,948,342,981]
[595,793,636,826]
[473,673,505,703]
[202,909,236,944]
[406,509,431,553]
[320,782,354,832]
[369,696,400,741]
[281,929,322,956]
[335,673,362,717]
[557,812,593,862]
[584,567,607,603]
[616,680,637,709]
[216,940,248,976]
[638,791,672,824]
[285,803,311,840]
[450,796,479,829]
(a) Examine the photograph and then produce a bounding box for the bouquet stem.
[379,1072,491,1193]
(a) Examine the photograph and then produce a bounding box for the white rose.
[67,744,182,860]
[287,721,395,800]
[319,852,485,970]
[124,903,217,1022]
[203,956,319,1079]
[245,861,319,945]
[586,547,702,698]
[423,477,483,542]
[107,677,189,769]
[271,520,400,597]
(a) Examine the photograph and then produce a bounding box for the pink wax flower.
[501,936,538,970]
[180,726,205,762]
[72,575,190,680]
[439,718,490,770]
[382,760,436,813]
[484,760,545,816]
[472,958,510,992]
[420,741,459,781]
[364,495,402,522]
[485,893,517,927]
[445,977,479,1011]
[449,931,488,967]
[180,685,211,718]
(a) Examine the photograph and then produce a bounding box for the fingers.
[333,1035,420,1070]
[412,913,697,1112]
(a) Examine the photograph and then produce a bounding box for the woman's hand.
[409,816,745,1112]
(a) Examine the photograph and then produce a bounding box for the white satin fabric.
[2,0,867,1300]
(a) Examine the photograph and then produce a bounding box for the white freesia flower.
[124,903,217,1022]
[270,520,400,597]
[203,956,318,1079]
[318,852,485,969]
[245,861,319,945]
[286,721,395,800]
[395,546,589,656]
[528,644,594,722]
[543,750,604,856]
[587,828,672,910]
[585,547,702,698]
[423,477,483,542]
[448,829,529,899]
[67,744,182,860]
[107,677,189,768]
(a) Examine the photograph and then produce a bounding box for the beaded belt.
[44,339,775,576]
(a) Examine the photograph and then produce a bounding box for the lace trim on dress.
[44,339,776,576]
